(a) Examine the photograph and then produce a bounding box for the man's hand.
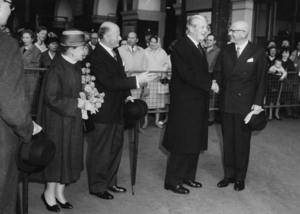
[211,80,219,93]
[136,71,157,85]
[126,96,136,103]
[251,104,263,115]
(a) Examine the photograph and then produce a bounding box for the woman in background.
[142,35,169,129]
[20,29,41,68]
[40,33,59,68]
[35,26,48,53]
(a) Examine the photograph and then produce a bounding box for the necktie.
[23,48,27,54]
[236,47,241,58]
[197,43,204,57]
[131,46,134,53]
[111,49,117,61]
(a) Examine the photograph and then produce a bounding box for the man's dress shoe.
[107,186,127,193]
[56,198,73,209]
[91,191,114,200]
[164,184,190,194]
[217,177,236,188]
[234,180,245,191]
[183,180,202,188]
[41,194,60,212]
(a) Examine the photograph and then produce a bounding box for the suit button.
[244,72,247,75]
[238,93,241,96]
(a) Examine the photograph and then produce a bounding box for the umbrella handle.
[22,171,29,214]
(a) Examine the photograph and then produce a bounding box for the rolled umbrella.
[131,121,140,195]
[123,99,148,195]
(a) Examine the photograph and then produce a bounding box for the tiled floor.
[24,117,300,214]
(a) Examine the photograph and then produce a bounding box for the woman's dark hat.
[60,30,85,47]
[45,33,59,46]
[123,99,148,122]
[16,132,56,173]
[243,111,268,132]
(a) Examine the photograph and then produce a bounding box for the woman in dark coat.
[40,34,59,68]
[31,30,90,212]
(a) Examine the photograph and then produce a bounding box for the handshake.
[211,80,219,93]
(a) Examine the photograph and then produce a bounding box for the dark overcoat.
[0,32,33,213]
[30,55,83,184]
[162,35,212,154]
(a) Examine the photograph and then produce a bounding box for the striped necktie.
[111,49,117,61]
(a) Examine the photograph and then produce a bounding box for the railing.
[24,69,300,117]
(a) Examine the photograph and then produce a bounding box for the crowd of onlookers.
[2,24,300,124]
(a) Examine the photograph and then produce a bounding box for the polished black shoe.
[41,194,60,212]
[217,177,236,188]
[90,191,114,200]
[164,184,190,194]
[234,180,245,191]
[56,198,73,209]
[107,185,127,193]
[183,180,202,188]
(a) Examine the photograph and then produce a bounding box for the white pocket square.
[247,58,254,62]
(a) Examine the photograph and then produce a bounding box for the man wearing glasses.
[214,21,267,191]
[0,0,40,213]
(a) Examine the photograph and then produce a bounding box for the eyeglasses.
[228,29,245,33]
[4,0,15,11]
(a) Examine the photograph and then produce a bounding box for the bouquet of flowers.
[81,62,105,119]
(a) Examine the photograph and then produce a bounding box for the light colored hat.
[60,30,86,47]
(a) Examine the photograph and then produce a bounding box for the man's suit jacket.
[214,42,267,115]
[162,35,212,154]
[0,31,33,213]
[20,44,41,68]
[88,43,137,124]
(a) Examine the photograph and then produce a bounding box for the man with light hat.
[0,0,41,212]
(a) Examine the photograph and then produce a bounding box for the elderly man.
[87,21,156,200]
[118,31,146,98]
[162,15,219,194]
[214,21,267,191]
[206,34,221,125]
[0,0,40,212]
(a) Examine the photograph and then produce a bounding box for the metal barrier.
[24,68,47,117]
[24,69,300,117]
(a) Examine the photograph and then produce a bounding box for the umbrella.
[131,121,140,195]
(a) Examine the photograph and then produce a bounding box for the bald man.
[87,22,156,200]
[214,21,267,191]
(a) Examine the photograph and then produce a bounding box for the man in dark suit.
[0,0,40,212]
[87,21,156,200]
[214,21,267,191]
[162,15,219,194]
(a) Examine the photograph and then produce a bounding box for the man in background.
[205,34,221,125]
[118,31,146,99]
[89,32,99,50]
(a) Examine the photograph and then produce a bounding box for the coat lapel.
[230,42,254,76]
[184,36,207,65]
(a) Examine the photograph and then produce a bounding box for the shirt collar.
[100,41,114,57]
[235,41,248,54]
[61,54,77,64]
[187,34,199,48]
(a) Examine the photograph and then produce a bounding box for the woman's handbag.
[157,78,169,94]
[140,85,150,99]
